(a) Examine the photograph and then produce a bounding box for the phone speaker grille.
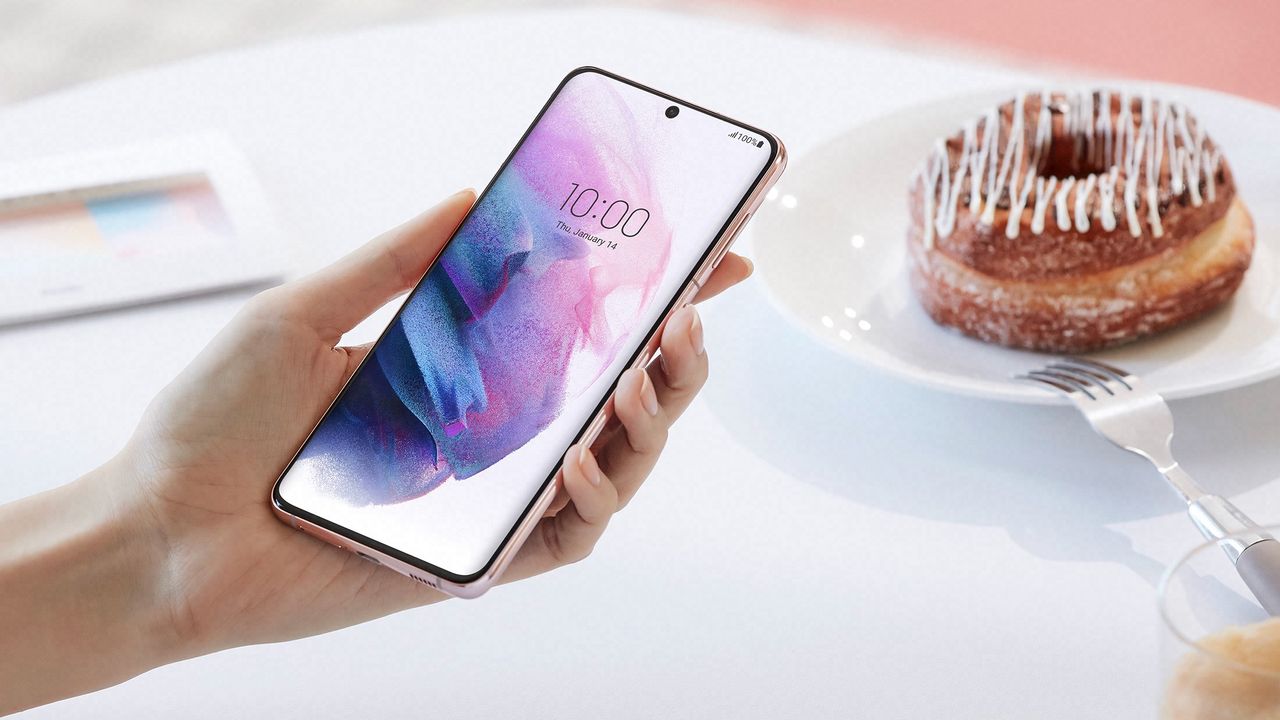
[410,574,438,589]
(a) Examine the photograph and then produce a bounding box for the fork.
[1020,357,1280,615]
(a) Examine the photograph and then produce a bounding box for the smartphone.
[271,67,786,598]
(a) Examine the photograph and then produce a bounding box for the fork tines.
[1017,357,1135,400]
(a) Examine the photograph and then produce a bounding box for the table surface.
[4,8,1279,719]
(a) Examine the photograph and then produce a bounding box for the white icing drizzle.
[1031,176,1056,234]
[1146,185,1163,237]
[1116,90,1133,169]
[937,134,969,237]
[1123,171,1141,237]
[914,89,1225,245]
[1099,90,1113,168]
[1097,167,1119,232]
[1144,93,1166,238]
[983,94,1027,226]
[1054,177,1075,231]
[1074,173,1097,232]
[1168,107,1185,195]
[1122,118,1146,238]
[920,147,938,249]
[968,112,995,214]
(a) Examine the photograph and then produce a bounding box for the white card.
[0,132,283,325]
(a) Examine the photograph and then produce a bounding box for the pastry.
[907,90,1254,353]
[1163,616,1280,719]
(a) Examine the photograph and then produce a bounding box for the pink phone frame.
[271,66,787,599]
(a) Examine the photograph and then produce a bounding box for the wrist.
[80,451,195,662]
[0,453,183,713]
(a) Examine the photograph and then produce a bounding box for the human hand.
[101,189,752,659]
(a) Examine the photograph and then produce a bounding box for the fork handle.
[1188,495,1269,558]
[1187,495,1280,616]
[1236,540,1280,616]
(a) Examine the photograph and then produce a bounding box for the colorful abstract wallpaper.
[294,74,671,504]
[278,70,769,573]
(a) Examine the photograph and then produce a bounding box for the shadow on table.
[704,284,1280,588]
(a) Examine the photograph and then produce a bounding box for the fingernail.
[578,444,602,487]
[688,306,705,356]
[452,187,476,200]
[742,256,755,276]
[658,352,669,379]
[640,370,660,416]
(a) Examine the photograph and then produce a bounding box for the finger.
[692,253,752,302]
[652,304,708,423]
[341,342,374,380]
[283,189,476,342]
[588,297,714,441]
[503,444,617,580]
[597,367,667,508]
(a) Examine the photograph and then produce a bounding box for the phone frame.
[271,66,787,598]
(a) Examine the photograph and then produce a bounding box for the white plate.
[753,85,1280,404]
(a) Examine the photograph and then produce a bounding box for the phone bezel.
[271,65,781,586]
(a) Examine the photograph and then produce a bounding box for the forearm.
[0,456,178,715]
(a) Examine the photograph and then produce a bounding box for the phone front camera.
[665,105,680,119]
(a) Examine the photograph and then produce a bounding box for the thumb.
[284,188,475,341]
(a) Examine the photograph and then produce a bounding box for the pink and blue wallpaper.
[278,70,770,574]
[296,74,673,505]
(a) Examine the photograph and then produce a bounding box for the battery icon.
[756,140,764,147]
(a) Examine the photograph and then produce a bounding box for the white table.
[4,8,1278,718]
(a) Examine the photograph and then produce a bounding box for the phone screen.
[275,69,773,580]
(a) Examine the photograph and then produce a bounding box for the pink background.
[754,0,1278,105]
